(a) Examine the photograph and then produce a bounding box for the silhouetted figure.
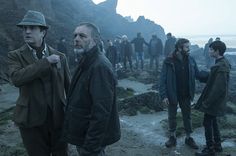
[131,32,148,70]
[195,41,230,156]
[215,37,221,41]
[106,40,117,68]
[164,33,176,57]
[121,35,133,71]
[114,36,122,63]
[148,34,163,70]
[57,37,68,56]
[204,38,214,68]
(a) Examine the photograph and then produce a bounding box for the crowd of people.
[7,10,231,156]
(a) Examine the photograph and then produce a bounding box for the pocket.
[13,98,29,126]
[68,107,90,137]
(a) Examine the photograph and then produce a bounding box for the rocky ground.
[1,58,236,156]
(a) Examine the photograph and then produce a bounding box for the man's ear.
[42,30,47,38]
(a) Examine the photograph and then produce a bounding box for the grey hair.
[78,22,103,51]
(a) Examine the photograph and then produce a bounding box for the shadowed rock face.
[0,0,165,57]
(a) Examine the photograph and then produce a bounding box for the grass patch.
[116,87,134,99]
[0,143,27,156]
[161,109,204,136]
[0,107,14,125]
[218,146,236,156]
[161,105,236,139]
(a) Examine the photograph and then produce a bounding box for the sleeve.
[82,65,115,154]
[194,59,209,83]
[159,60,168,100]
[8,51,51,87]
[144,38,149,46]
[203,72,228,108]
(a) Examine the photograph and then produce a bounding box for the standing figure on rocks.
[114,36,122,63]
[204,38,214,69]
[164,33,176,58]
[8,10,71,156]
[195,41,230,156]
[63,22,121,156]
[121,35,133,71]
[131,32,149,70]
[159,38,207,149]
[106,40,117,69]
[148,34,163,71]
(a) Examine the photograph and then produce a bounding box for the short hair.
[175,38,189,51]
[78,22,101,41]
[78,22,103,50]
[209,41,226,56]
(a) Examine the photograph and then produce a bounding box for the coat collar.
[20,44,59,64]
[80,46,101,71]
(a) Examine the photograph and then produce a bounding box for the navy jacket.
[159,52,207,104]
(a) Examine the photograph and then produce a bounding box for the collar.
[27,43,48,60]
[215,56,224,63]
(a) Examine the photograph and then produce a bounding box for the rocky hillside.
[0,0,165,55]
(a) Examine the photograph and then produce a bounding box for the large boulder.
[118,91,163,116]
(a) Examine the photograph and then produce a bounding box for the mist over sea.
[182,35,236,49]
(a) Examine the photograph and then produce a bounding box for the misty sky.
[93,0,236,36]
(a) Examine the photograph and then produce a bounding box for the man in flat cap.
[8,10,70,156]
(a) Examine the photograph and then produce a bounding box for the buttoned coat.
[8,44,71,128]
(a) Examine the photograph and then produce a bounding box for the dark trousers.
[76,146,106,156]
[135,51,144,70]
[203,113,221,147]
[149,55,159,70]
[19,110,68,156]
[168,97,193,134]
[123,54,132,70]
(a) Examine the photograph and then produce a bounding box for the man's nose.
[24,27,32,33]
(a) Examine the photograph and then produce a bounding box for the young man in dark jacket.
[160,38,207,149]
[195,41,230,156]
[63,22,121,156]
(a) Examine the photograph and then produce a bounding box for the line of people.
[7,10,231,156]
[104,32,176,72]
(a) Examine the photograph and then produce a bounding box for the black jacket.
[195,57,231,116]
[63,46,120,154]
[131,37,148,52]
[148,37,163,56]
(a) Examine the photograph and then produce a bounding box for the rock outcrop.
[0,0,166,57]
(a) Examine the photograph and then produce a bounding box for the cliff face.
[0,0,165,55]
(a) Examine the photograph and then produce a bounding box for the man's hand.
[162,98,169,107]
[46,54,60,64]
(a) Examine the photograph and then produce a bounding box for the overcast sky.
[92,0,236,36]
